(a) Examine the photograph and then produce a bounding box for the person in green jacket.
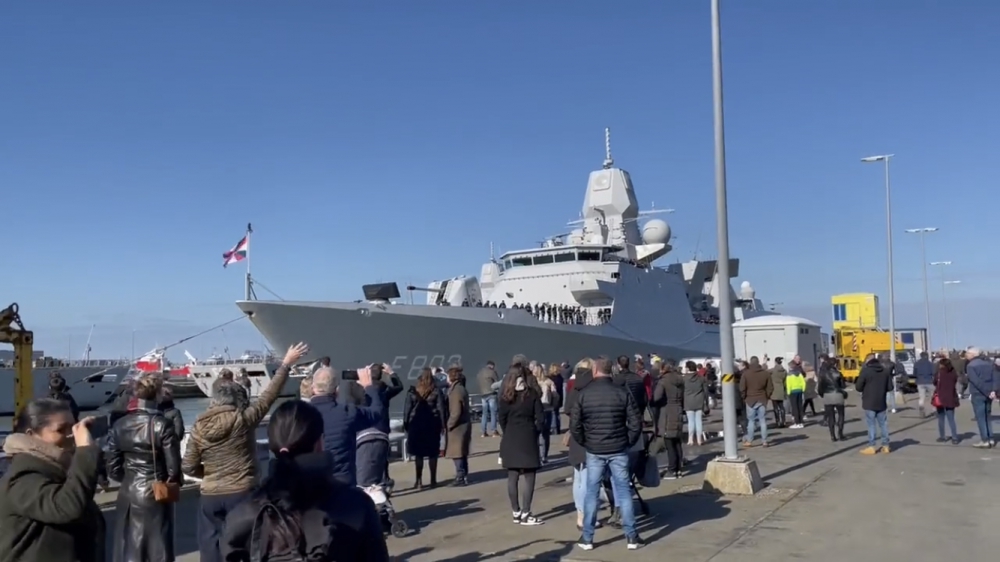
[0,399,106,562]
[785,363,807,428]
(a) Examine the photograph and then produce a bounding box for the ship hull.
[0,366,130,415]
[237,300,720,409]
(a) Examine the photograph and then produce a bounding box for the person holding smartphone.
[0,399,107,562]
[310,364,383,486]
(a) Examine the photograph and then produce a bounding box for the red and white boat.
[112,349,205,400]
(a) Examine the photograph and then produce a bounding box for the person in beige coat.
[445,365,472,486]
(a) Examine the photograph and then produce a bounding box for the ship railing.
[194,357,278,366]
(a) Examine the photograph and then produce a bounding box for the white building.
[733,315,824,368]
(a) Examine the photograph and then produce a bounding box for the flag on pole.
[223,234,249,268]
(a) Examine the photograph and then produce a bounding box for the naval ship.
[236,130,775,397]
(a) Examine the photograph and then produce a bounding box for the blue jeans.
[583,452,635,542]
[886,391,896,410]
[971,395,994,443]
[864,409,890,447]
[744,402,768,444]
[573,464,608,514]
[936,407,958,439]
[481,395,498,434]
[685,409,703,439]
[551,407,562,434]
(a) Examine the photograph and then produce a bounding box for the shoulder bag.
[149,418,180,503]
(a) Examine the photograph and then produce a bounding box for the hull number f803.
[391,355,463,380]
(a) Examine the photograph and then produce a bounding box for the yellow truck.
[833,328,906,381]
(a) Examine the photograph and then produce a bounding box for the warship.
[236,130,775,400]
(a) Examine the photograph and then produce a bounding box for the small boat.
[188,350,304,399]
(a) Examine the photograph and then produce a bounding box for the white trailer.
[734,315,824,368]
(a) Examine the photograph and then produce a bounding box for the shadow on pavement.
[623,489,730,546]
[395,539,562,562]
[401,498,483,534]
[762,415,934,481]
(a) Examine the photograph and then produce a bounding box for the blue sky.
[3,2,998,359]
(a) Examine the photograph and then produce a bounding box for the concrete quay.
[97,393,999,561]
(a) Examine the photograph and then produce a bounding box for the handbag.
[149,419,180,503]
[931,390,942,409]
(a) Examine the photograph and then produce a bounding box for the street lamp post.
[861,154,897,363]
[710,0,738,461]
[905,227,938,348]
[943,280,962,350]
[930,261,952,351]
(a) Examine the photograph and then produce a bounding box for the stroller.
[604,431,653,528]
[356,429,409,538]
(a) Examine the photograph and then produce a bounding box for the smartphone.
[88,415,110,438]
[341,369,359,381]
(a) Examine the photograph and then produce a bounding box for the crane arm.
[0,303,34,417]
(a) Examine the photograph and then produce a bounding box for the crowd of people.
[3,343,997,561]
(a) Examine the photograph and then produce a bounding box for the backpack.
[250,503,329,562]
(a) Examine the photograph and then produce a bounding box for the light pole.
[905,227,938,348]
[930,261,952,351]
[710,0,738,462]
[943,280,962,350]
[861,154,897,362]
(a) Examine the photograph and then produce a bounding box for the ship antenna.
[603,127,614,169]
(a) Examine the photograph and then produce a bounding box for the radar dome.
[641,219,671,245]
[739,281,756,300]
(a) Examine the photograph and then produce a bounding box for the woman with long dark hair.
[933,358,961,443]
[222,400,389,561]
[403,367,446,489]
[444,365,472,486]
[498,365,545,525]
[107,374,182,562]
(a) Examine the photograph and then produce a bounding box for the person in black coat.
[0,398,106,562]
[106,374,182,562]
[223,400,389,562]
[48,373,81,421]
[371,364,405,483]
[650,360,685,478]
[159,386,185,442]
[402,368,446,489]
[498,365,545,526]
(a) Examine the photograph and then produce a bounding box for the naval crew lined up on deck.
[476,301,614,326]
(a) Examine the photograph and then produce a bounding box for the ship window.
[554,252,575,263]
[511,256,533,267]
[504,260,512,270]
[533,254,554,265]
[901,333,915,344]
[578,251,601,261]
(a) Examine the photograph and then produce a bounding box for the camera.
[341,369,359,381]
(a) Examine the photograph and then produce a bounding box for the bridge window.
[504,260,512,270]
[578,251,601,261]
[554,252,575,263]
[532,255,554,265]
[511,256,533,267]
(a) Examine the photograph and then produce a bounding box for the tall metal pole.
[710,0,737,461]
[941,276,951,350]
[244,222,253,301]
[930,261,952,352]
[919,232,930,347]
[883,158,897,363]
